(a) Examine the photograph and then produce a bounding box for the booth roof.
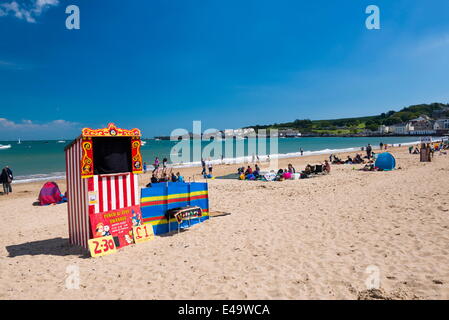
[64,123,141,151]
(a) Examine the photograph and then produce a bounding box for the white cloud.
[0,118,81,140]
[0,0,59,23]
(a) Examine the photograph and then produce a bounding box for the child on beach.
[176,172,184,182]
[153,157,160,173]
[324,160,331,174]
[208,160,213,175]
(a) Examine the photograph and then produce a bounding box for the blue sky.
[1,0,449,139]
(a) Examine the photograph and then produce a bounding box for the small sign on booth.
[88,236,117,258]
[89,205,143,249]
[132,225,155,243]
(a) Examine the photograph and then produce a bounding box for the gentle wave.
[13,172,66,184]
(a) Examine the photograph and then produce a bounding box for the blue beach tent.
[375,152,396,171]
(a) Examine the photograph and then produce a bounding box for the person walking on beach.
[207,159,213,175]
[162,157,168,168]
[300,148,303,156]
[0,166,13,195]
[366,144,372,159]
[153,157,160,173]
[379,142,383,150]
[201,158,206,176]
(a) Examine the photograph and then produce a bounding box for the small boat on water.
[141,140,147,146]
[17,138,21,144]
[57,140,66,143]
[0,144,12,150]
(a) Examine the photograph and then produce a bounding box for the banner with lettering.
[89,205,142,248]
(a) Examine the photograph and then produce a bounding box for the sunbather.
[287,164,296,173]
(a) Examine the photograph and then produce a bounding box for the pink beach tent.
[38,181,63,206]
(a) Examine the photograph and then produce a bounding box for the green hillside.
[248,103,449,134]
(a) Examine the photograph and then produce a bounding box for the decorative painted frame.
[131,137,143,174]
[81,137,94,178]
[80,123,142,178]
[82,123,141,138]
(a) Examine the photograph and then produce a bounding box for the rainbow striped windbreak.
[140,182,209,235]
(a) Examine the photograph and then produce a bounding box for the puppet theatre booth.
[140,182,210,235]
[65,123,144,254]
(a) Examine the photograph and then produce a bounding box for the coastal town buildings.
[377,114,448,136]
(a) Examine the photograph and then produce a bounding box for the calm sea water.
[0,136,424,182]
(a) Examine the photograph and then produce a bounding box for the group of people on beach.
[201,158,213,177]
[0,166,13,195]
[147,167,184,186]
[237,160,331,181]
[408,141,448,156]
[330,153,365,165]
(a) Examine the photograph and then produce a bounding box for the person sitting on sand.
[304,165,313,175]
[171,172,178,182]
[245,166,253,175]
[254,164,261,178]
[151,173,159,184]
[353,154,363,164]
[275,169,284,181]
[287,164,296,173]
[176,172,184,182]
[361,160,375,171]
[324,160,331,174]
[345,156,353,164]
[159,172,169,182]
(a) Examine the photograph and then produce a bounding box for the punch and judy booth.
[65,123,143,251]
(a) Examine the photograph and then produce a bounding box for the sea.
[0,136,434,183]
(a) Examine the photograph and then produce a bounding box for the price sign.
[132,224,155,244]
[88,236,117,257]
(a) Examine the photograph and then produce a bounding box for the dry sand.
[1,146,449,300]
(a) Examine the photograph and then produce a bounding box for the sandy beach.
[1,146,449,300]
